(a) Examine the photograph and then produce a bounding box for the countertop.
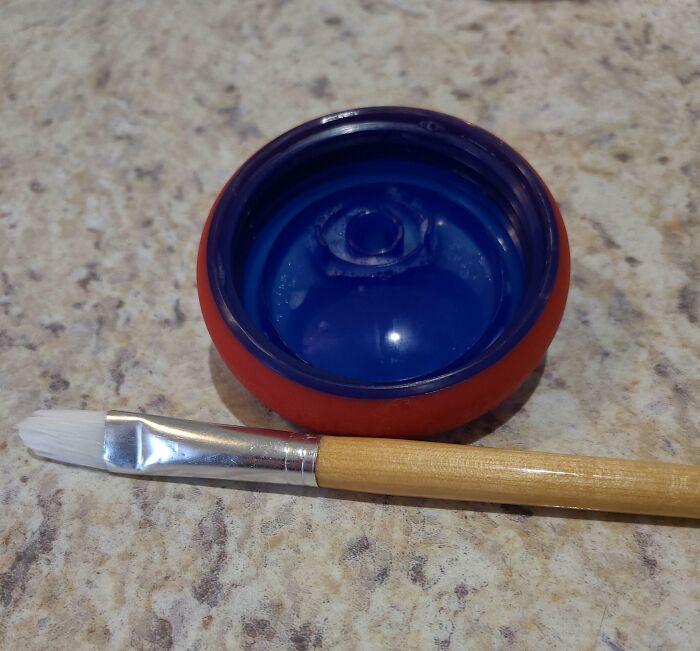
[1,1,699,648]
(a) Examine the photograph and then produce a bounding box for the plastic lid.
[207,108,559,398]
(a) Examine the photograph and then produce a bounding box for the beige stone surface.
[1,1,699,649]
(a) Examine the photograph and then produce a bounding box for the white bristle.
[17,410,107,469]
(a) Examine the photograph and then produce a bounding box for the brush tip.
[18,409,107,469]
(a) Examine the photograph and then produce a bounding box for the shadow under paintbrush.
[23,436,697,529]
[23,450,697,529]
[138,472,700,530]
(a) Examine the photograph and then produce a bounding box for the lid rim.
[205,106,562,399]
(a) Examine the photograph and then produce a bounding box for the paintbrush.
[18,410,700,519]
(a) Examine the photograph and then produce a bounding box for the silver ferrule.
[103,411,320,487]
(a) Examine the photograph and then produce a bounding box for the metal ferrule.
[103,411,320,487]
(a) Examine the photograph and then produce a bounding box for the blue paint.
[207,108,559,398]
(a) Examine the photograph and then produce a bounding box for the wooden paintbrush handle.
[315,437,700,519]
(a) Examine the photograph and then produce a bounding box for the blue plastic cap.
[207,108,559,398]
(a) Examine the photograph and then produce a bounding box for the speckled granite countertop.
[1,1,699,649]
